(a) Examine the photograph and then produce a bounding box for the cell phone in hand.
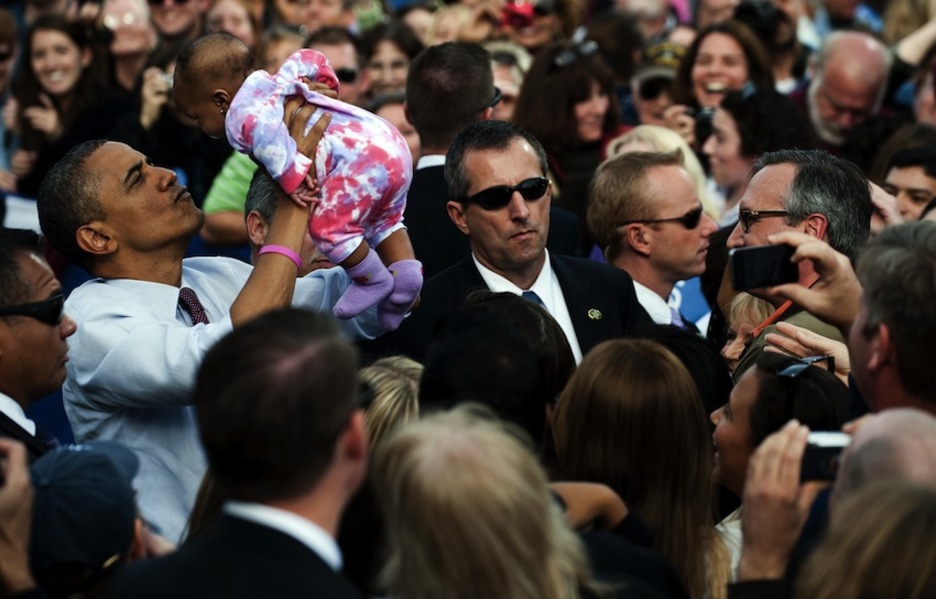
[729,244,798,291]
[801,431,850,482]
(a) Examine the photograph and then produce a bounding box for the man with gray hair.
[803,31,890,149]
[726,148,872,379]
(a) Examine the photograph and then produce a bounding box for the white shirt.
[415,154,445,170]
[223,501,342,571]
[64,256,381,543]
[473,250,584,363]
[633,280,675,326]
[0,391,35,435]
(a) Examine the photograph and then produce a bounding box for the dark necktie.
[521,291,544,306]
[178,287,210,325]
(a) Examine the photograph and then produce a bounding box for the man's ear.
[76,222,117,256]
[804,213,828,240]
[447,201,470,235]
[624,224,652,257]
[245,210,267,249]
[866,322,892,372]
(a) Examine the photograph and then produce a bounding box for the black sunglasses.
[462,177,550,210]
[617,206,704,230]
[335,67,358,84]
[551,40,599,72]
[482,86,502,111]
[777,355,835,422]
[0,294,65,326]
[738,208,789,233]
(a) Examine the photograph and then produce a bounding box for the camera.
[693,106,715,144]
[801,431,850,482]
[501,1,535,29]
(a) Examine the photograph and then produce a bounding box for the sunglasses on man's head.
[551,40,599,72]
[335,67,358,84]
[0,294,65,326]
[462,177,550,210]
[617,206,704,230]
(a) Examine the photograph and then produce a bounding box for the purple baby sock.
[333,248,394,319]
[377,259,424,330]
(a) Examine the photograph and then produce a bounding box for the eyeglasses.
[776,355,835,422]
[551,40,599,72]
[462,177,550,210]
[0,294,65,326]
[103,11,145,29]
[738,208,789,232]
[617,206,704,230]
[482,86,502,111]
[334,67,358,84]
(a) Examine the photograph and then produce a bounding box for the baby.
[173,33,421,329]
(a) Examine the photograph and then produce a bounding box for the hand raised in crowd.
[765,321,851,386]
[10,149,37,179]
[0,440,37,596]
[23,93,63,141]
[663,104,697,148]
[140,67,173,130]
[2,97,18,136]
[550,482,629,530]
[463,0,504,43]
[869,181,904,237]
[766,231,862,336]
[738,421,823,581]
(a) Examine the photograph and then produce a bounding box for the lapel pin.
[587,308,602,321]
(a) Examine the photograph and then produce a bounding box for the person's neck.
[612,255,674,300]
[479,254,546,291]
[93,245,188,286]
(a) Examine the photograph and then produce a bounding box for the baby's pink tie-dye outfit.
[225,49,420,328]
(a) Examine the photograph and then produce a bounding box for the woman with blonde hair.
[358,356,421,450]
[552,339,730,599]
[797,482,936,599]
[373,406,597,599]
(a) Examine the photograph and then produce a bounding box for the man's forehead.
[17,251,59,296]
[742,162,795,206]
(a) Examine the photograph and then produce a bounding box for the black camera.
[801,432,850,482]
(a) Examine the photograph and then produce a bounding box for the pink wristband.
[258,244,302,269]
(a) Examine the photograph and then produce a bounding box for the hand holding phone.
[800,431,850,482]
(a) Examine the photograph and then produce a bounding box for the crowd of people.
[3,0,936,597]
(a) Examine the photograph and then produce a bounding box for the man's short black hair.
[0,228,43,307]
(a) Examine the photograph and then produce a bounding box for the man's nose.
[507,191,531,219]
[726,222,744,248]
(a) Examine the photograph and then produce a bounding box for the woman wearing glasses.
[514,40,622,252]
[710,351,848,577]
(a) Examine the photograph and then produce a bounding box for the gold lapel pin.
[587,308,602,321]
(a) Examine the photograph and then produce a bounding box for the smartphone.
[801,431,850,482]
[729,244,798,291]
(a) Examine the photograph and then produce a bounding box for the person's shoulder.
[553,255,633,284]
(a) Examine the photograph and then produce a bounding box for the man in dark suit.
[0,228,75,462]
[109,309,368,598]
[403,42,580,279]
[382,121,650,363]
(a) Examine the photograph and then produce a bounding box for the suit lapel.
[551,257,606,355]
[0,410,48,460]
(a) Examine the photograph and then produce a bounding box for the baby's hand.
[303,172,321,197]
[289,180,319,208]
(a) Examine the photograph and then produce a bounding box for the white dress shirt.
[0,391,36,435]
[633,280,675,326]
[224,501,342,571]
[64,256,381,543]
[473,250,584,363]
[415,154,445,170]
